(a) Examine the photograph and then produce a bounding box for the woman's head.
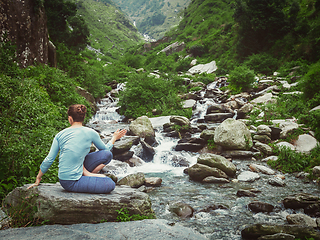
[67,104,87,122]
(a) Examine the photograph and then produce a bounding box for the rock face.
[0,219,208,240]
[2,183,153,224]
[214,118,253,150]
[129,116,155,138]
[188,60,218,74]
[241,223,320,240]
[0,0,49,67]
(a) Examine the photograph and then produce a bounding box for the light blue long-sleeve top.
[40,127,113,180]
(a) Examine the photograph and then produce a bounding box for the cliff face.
[0,0,49,67]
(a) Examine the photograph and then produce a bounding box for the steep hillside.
[75,0,144,60]
[112,0,191,40]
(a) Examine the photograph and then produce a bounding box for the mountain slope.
[75,0,144,60]
[112,0,191,40]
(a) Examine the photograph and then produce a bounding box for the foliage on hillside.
[75,0,143,60]
[112,0,191,40]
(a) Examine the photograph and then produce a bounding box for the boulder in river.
[248,201,275,213]
[187,163,228,181]
[2,183,153,224]
[129,116,155,138]
[197,153,236,177]
[170,115,190,126]
[169,201,194,218]
[286,213,317,228]
[117,172,146,188]
[214,118,253,150]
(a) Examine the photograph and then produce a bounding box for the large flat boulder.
[2,183,153,225]
[0,219,208,240]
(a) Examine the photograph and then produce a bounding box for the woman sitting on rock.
[28,104,127,193]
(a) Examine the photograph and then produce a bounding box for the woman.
[28,104,127,193]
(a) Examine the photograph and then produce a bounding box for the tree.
[234,0,289,57]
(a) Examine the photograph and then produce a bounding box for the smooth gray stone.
[0,219,208,240]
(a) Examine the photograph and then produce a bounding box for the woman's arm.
[27,169,44,189]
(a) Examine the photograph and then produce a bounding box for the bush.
[228,65,255,92]
[118,73,189,119]
[189,44,206,57]
[244,53,279,75]
[301,61,320,101]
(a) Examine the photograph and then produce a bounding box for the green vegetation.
[112,0,191,39]
[116,208,156,222]
[118,73,191,119]
[268,145,320,175]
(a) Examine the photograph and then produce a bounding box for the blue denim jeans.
[59,150,115,194]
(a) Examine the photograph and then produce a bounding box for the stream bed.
[87,91,320,240]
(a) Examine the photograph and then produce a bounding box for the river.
[87,83,320,240]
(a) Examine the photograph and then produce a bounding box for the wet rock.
[268,177,286,187]
[140,139,155,156]
[206,103,230,114]
[249,164,275,175]
[2,184,153,224]
[129,116,155,138]
[102,160,129,175]
[204,113,234,122]
[254,142,273,155]
[187,163,228,181]
[214,118,253,150]
[171,156,190,167]
[145,177,162,187]
[248,201,275,213]
[200,129,215,141]
[237,189,257,197]
[127,156,144,167]
[282,193,320,210]
[175,143,204,152]
[237,171,260,182]
[175,138,206,152]
[257,233,295,240]
[117,172,145,188]
[222,150,254,158]
[113,151,134,161]
[294,134,319,154]
[112,136,139,154]
[241,223,320,240]
[197,153,236,177]
[225,100,239,110]
[286,213,317,228]
[170,115,190,126]
[169,202,194,218]
[202,176,230,184]
[305,203,320,217]
[199,204,228,213]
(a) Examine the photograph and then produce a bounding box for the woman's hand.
[110,129,127,144]
[27,170,43,189]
